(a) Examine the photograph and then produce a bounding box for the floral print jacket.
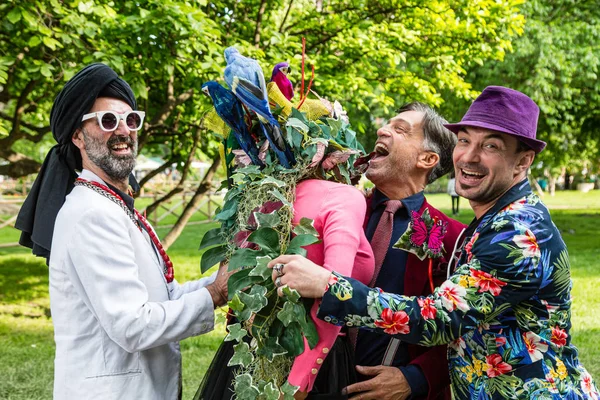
[318,180,598,399]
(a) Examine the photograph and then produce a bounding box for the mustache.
[107,135,134,147]
[456,162,488,175]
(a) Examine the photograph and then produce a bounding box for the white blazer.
[49,170,215,400]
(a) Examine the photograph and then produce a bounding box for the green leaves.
[224,323,248,342]
[200,244,227,273]
[249,256,273,280]
[228,343,254,368]
[256,337,287,362]
[236,285,269,321]
[248,228,280,255]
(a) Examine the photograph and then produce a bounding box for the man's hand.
[206,262,234,308]
[342,365,412,400]
[267,255,332,298]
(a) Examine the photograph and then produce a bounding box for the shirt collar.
[79,169,136,212]
[465,178,533,235]
[371,189,425,213]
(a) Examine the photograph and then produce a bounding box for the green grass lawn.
[0,190,598,399]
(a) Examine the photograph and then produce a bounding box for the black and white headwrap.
[16,63,139,260]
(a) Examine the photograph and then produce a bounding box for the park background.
[0,0,599,399]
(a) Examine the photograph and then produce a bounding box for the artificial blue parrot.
[224,47,268,101]
[201,81,264,167]
[232,76,296,168]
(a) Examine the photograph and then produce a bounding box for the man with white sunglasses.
[16,63,230,400]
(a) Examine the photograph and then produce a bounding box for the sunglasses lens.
[100,112,118,131]
[126,113,142,130]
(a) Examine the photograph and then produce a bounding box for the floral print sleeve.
[317,185,599,400]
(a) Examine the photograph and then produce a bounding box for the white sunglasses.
[81,110,145,132]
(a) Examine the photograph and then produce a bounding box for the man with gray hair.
[342,102,465,400]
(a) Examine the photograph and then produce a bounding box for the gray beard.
[82,128,138,181]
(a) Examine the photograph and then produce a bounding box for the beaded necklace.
[74,177,174,283]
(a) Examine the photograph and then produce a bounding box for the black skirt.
[194,335,356,400]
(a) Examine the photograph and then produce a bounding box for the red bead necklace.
[74,177,174,283]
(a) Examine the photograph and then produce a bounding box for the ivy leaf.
[293,217,319,236]
[249,256,273,280]
[229,248,264,271]
[200,244,227,273]
[268,189,293,208]
[262,382,281,400]
[199,227,223,250]
[229,294,245,312]
[280,381,299,400]
[286,234,321,255]
[286,117,309,134]
[237,285,268,320]
[215,197,239,221]
[228,269,264,300]
[280,322,304,357]
[254,211,281,229]
[224,323,247,342]
[255,176,287,187]
[248,228,280,255]
[228,342,254,368]
[277,301,305,327]
[299,315,319,349]
[233,373,260,400]
[282,286,301,303]
[256,336,287,361]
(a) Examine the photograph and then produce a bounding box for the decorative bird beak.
[280,66,290,75]
[201,86,210,96]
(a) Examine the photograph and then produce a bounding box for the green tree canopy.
[1,0,525,178]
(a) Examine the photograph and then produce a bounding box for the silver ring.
[275,276,283,287]
[273,263,285,277]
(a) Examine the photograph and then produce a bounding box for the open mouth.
[371,143,389,162]
[110,142,131,155]
[460,168,486,183]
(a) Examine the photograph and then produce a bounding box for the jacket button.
[311,368,318,375]
[316,358,323,364]
[322,347,329,354]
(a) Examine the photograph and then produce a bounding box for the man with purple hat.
[268,86,599,399]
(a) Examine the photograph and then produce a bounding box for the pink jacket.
[287,179,375,391]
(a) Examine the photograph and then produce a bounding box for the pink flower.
[438,281,469,312]
[485,354,512,377]
[495,336,507,347]
[418,297,437,320]
[551,326,568,348]
[449,337,466,357]
[581,371,599,399]
[374,308,410,335]
[465,232,479,262]
[513,229,540,258]
[470,268,507,296]
[523,332,549,362]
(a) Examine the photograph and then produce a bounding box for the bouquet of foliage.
[200,49,366,399]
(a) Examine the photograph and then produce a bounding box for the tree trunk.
[548,175,556,196]
[161,155,221,250]
[253,0,268,47]
[530,176,544,197]
[564,170,572,190]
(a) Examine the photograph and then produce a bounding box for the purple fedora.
[444,86,546,153]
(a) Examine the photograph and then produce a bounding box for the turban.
[16,63,138,260]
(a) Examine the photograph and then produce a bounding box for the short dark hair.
[516,139,532,154]
[396,102,457,183]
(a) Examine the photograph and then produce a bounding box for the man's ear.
[417,150,439,172]
[515,149,535,174]
[72,128,85,151]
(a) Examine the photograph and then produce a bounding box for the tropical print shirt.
[318,180,599,399]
